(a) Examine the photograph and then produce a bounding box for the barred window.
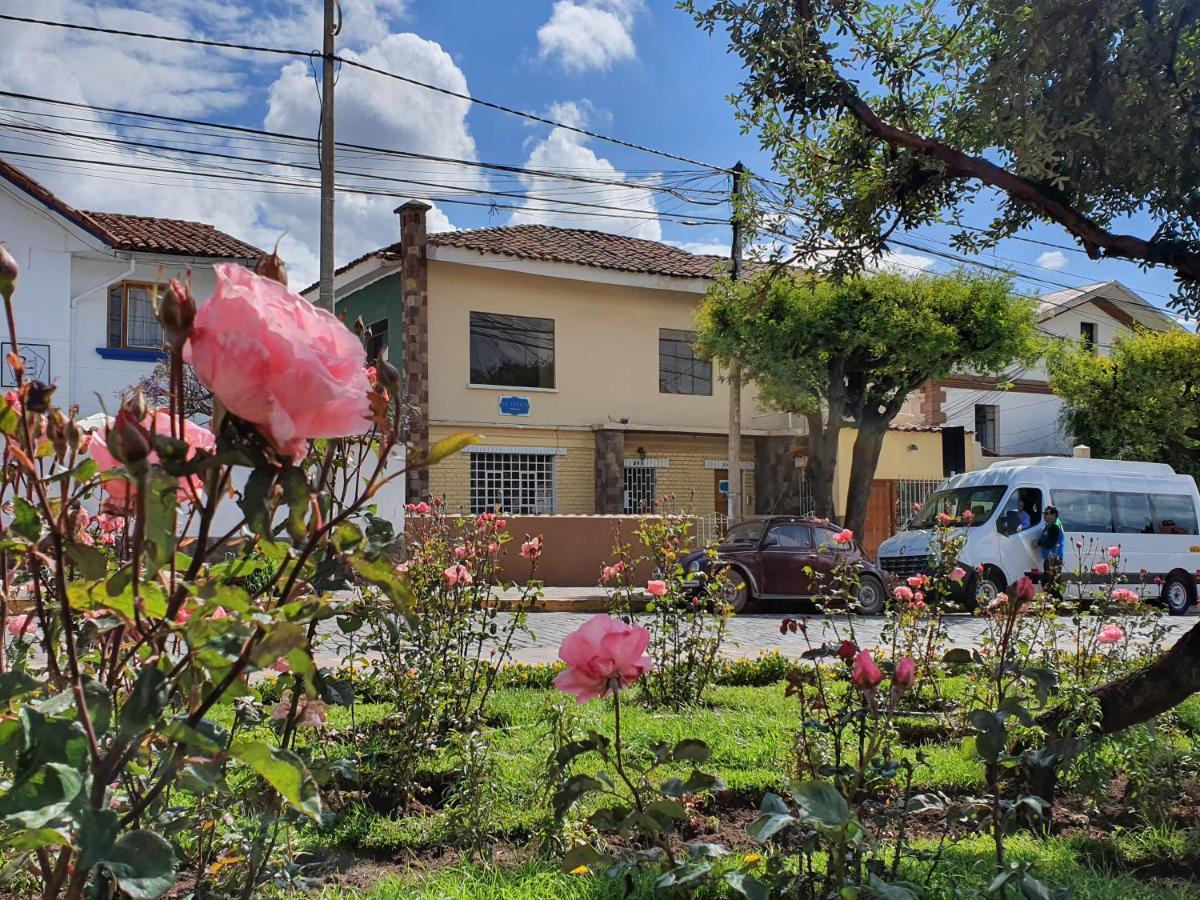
[659,328,712,395]
[470,451,556,514]
[623,466,657,514]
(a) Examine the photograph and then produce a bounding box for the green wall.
[337,272,404,369]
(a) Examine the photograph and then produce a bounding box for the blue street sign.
[499,395,531,416]
[718,479,730,495]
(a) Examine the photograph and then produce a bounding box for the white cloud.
[1036,249,1068,271]
[507,100,661,241]
[870,250,936,274]
[670,240,730,257]
[0,3,465,289]
[537,0,642,73]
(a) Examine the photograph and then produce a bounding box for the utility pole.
[726,161,746,521]
[318,0,340,311]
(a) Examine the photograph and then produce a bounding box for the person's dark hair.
[1044,505,1058,516]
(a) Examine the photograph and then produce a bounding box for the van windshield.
[911,485,1008,529]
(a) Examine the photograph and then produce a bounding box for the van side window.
[1052,489,1113,533]
[1112,492,1154,534]
[1150,494,1199,535]
[997,488,1042,534]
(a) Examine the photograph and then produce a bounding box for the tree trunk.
[1039,618,1200,740]
[804,411,838,520]
[842,420,889,538]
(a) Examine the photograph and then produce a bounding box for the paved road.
[315,606,1200,667]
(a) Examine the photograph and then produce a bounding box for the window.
[1113,492,1154,534]
[365,318,389,363]
[1080,321,1097,351]
[469,451,555,514]
[659,329,712,395]
[1150,493,1198,535]
[912,485,1007,528]
[974,404,997,452]
[764,523,814,548]
[106,283,163,350]
[1052,489,1113,533]
[623,466,657,514]
[997,488,1043,534]
[469,312,554,388]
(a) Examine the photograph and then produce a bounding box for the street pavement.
[313,594,1200,667]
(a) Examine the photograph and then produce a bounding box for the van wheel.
[856,575,885,616]
[1162,572,1194,616]
[721,570,751,613]
[969,569,1004,614]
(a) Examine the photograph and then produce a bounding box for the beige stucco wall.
[426,260,761,431]
[831,429,970,516]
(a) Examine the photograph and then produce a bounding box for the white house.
[0,159,262,418]
[898,280,1180,456]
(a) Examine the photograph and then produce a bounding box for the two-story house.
[898,280,1178,455]
[0,159,263,418]
[322,203,977,553]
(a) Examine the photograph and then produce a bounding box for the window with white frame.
[106,282,164,350]
[470,451,556,514]
[623,466,657,514]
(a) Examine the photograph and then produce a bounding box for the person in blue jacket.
[1037,505,1065,600]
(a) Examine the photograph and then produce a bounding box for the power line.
[0,14,731,172]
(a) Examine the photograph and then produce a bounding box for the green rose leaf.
[672,738,712,763]
[0,671,39,705]
[725,871,771,900]
[65,543,108,579]
[74,806,120,871]
[791,780,851,828]
[11,497,41,542]
[418,432,481,467]
[0,763,84,829]
[552,773,603,819]
[240,466,277,539]
[118,667,169,737]
[100,830,176,899]
[230,739,322,820]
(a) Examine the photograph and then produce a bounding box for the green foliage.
[1049,328,1200,478]
[683,0,1200,308]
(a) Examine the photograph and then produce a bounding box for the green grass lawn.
[260,681,1200,898]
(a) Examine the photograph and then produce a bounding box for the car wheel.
[720,569,751,613]
[969,569,1004,614]
[856,575,885,616]
[1162,572,1194,616]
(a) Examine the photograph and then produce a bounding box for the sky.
[0,0,1188,322]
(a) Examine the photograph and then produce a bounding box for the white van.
[875,457,1200,614]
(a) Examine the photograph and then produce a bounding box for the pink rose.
[1014,576,1036,602]
[1111,587,1139,604]
[949,566,967,583]
[271,690,327,726]
[893,585,914,603]
[5,613,38,637]
[936,512,952,525]
[836,639,857,660]
[833,529,853,544]
[852,650,882,690]
[1098,623,1124,644]
[893,656,916,689]
[520,535,542,561]
[273,657,292,673]
[1092,563,1110,576]
[961,509,974,521]
[600,565,617,584]
[912,599,927,611]
[210,606,228,620]
[913,590,925,602]
[454,546,469,560]
[90,410,216,507]
[1107,545,1121,559]
[184,264,371,462]
[906,574,927,589]
[552,614,653,702]
[646,579,668,597]
[443,564,472,588]
[495,518,507,529]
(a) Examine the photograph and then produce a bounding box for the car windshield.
[911,485,1008,529]
[721,521,765,545]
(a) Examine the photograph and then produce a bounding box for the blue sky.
[0,0,1186,320]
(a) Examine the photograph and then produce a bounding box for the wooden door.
[862,479,898,559]
[714,469,728,515]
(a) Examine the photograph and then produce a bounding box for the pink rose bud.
[254,242,289,287]
[1098,623,1124,644]
[107,408,151,466]
[836,639,857,660]
[893,656,917,690]
[1107,546,1121,559]
[553,614,653,702]
[852,650,883,691]
[1014,576,1036,603]
[646,579,668,597]
[158,278,197,347]
[0,242,17,301]
[893,586,914,603]
[377,360,402,395]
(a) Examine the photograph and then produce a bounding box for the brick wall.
[622,433,755,517]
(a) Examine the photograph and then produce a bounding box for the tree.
[1050,329,1200,479]
[134,358,214,421]
[683,0,1200,310]
[696,270,1040,535]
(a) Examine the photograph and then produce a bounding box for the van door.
[1108,475,1154,597]
[994,487,1043,583]
[1051,486,1116,599]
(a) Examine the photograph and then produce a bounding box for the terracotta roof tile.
[1,158,262,260]
[428,225,730,279]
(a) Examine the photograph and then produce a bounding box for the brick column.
[594,429,624,514]
[919,379,948,426]
[754,436,801,514]
[397,200,431,502]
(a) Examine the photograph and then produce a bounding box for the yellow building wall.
[830,429,973,516]
[622,433,756,517]
[426,260,762,431]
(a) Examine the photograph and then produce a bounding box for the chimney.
[396,200,431,502]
